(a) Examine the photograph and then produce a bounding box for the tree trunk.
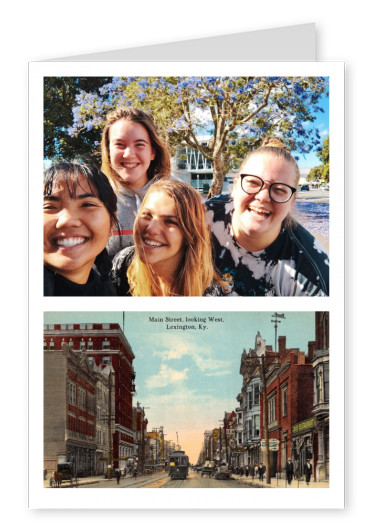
[207,151,230,199]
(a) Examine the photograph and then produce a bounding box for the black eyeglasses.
[240,174,296,203]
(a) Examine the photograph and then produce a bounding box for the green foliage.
[44,76,328,196]
[44,77,111,161]
[307,136,329,183]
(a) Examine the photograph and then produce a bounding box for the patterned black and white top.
[205,194,329,297]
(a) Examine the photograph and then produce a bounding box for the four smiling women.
[43,109,329,297]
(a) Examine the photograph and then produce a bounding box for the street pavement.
[231,473,329,488]
[44,470,169,488]
[44,470,329,489]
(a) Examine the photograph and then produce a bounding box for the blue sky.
[44,311,315,462]
[294,91,329,169]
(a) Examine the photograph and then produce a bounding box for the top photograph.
[43,75,330,297]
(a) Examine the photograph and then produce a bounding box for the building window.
[47,324,54,330]
[80,340,85,350]
[87,323,93,329]
[103,356,111,365]
[49,340,54,350]
[102,340,110,349]
[87,393,95,414]
[67,382,76,405]
[248,390,253,410]
[68,324,74,330]
[254,415,260,436]
[324,362,329,401]
[79,324,86,330]
[254,383,260,405]
[69,339,74,348]
[268,394,276,424]
[87,340,93,350]
[103,324,110,330]
[78,388,86,409]
[44,341,47,350]
[282,386,288,417]
[315,366,320,404]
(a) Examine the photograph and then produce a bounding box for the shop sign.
[260,439,279,451]
[291,417,316,434]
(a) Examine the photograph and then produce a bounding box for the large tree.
[44,77,111,161]
[47,76,328,197]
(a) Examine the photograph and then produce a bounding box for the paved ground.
[44,471,329,489]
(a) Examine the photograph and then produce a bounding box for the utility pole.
[107,369,113,479]
[260,353,271,485]
[271,313,285,352]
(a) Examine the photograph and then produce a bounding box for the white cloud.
[151,333,232,376]
[145,364,189,389]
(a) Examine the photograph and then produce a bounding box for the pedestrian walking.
[304,459,313,485]
[250,464,255,479]
[245,465,249,477]
[286,458,294,485]
[259,463,265,481]
[115,469,121,485]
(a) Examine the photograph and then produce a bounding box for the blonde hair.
[127,180,222,296]
[100,107,171,192]
[239,136,300,189]
[236,136,299,229]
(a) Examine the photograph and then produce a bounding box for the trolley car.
[169,450,189,480]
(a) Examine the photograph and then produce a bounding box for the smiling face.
[231,153,297,251]
[43,174,112,284]
[134,191,185,280]
[109,119,156,189]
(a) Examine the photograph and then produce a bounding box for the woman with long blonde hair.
[111,180,225,296]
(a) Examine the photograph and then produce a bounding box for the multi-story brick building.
[133,402,149,473]
[259,334,316,479]
[44,322,136,470]
[44,343,98,476]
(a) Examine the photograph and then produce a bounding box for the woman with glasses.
[206,137,329,296]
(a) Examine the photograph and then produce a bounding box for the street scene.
[44,311,329,489]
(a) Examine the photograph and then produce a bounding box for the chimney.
[307,341,316,363]
[278,336,286,356]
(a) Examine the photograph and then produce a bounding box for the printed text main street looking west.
[148,316,224,331]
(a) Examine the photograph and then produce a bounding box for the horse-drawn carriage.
[50,462,78,487]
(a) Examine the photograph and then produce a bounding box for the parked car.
[300,184,310,191]
[320,184,329,191]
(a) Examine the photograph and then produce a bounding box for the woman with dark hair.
[43,158,118,296]
[111,180,225,296]
[206,137,329,296]
[101,106,171,257]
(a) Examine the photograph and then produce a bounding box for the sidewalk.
[44,470,168,488]
[232,473,329,488]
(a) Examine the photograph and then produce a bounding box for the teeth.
[250,206,270,215]
[122,163,138,168]
[56,237,86,247]
[144,239,164,247]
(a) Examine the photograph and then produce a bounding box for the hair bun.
[262,137,290,151]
